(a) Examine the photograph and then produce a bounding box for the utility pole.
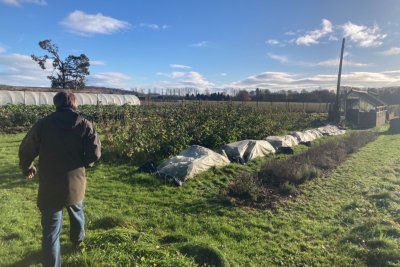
[335,38,345,123]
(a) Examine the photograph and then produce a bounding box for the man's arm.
[83,121,101,168]
[19,121,41,178]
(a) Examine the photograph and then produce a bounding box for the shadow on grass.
[179,242,230,267]
[113,167,220,189]
[0,165,38,189]
[177,193,233,215]
[6,242,89,267]
[340,219,400,266]
[6,250,41,267]
[122,172,172,188]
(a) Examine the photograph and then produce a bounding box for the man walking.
[19,91,101,267]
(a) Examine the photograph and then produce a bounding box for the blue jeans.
[40,202,85,267]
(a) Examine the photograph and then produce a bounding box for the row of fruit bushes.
[0,103,326,163]
[100,104,326,163]
[0,104,126,130]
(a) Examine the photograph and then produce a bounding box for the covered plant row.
[157,125,346,185]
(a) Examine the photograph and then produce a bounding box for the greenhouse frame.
[0,90,140,106]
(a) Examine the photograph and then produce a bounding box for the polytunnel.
[0,90,140,106]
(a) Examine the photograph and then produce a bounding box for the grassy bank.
[0,131,399,266]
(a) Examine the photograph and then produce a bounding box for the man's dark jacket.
[19,108,101,209]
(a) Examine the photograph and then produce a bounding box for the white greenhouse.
[0,91,140,106]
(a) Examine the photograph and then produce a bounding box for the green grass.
[0,131,399,266]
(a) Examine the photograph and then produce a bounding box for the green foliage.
[227,171,263,202]
[0,104,53,132]
[279,181,297,195]
[261,159,321,188]
[101,103,325,164]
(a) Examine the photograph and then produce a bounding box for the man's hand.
[25,167,36,180]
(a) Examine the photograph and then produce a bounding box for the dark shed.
[345,89,387,128]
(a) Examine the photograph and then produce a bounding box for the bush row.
[0,104,128,132]
[228,131,378,207]
[101,103,326,164]
[0,103,326,163]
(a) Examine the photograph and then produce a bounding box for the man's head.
[53,91,78,110]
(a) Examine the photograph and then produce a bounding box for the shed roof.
[347,89,387,107]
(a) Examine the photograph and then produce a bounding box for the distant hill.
[0,85,137,95]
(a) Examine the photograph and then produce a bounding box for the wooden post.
[335,38,345,123]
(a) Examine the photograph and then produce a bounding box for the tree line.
[149,89,335,103]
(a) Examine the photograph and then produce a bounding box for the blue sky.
[1,0,400,91]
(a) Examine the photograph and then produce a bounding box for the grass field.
[0,131,399,266]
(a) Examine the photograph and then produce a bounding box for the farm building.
[345,89,387,128]
[0,90,140,106]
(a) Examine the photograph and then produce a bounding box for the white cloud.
[232,72,296,89]
[0,0,46,6]
[171,71,185,78]
[88,72,132,89]
[220,73,227,76]
[181,72,213,87]
[230,70,400,90]
[382,47,400,55]
[0,46,5,53]
[61,10,130,36]
[285,31,296,36]
[139,23,169,30]
[190,41,209,48]
[156,72,170,77]
[0,53,52,86]
[156,71,213,89]
[315,59,370,67]
[296,19,333,46]
[265,39,286,47]
[170,64,192,69]
[342,22,386,47]
[328,35,338,41]
[268,53,289,63]
[315,53,369,67]
[90,60,106,66]
[266,52,368,68]
[156,71,185,78]
[315,59,369,67]
[266,39,279,45]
